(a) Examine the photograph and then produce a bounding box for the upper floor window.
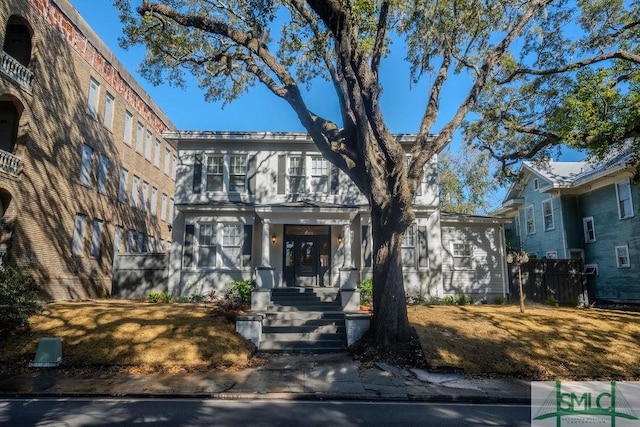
[525,205,535,234]
[583,217,596,243]
[87,78,100,119]
[514,212,521,237]
[542,199,554,231]
[90,219,103,258]
[203,154,248,193]
[401,225,416,268]
[164,148,171,175]
[3,16,32,67]
[141,181,149,212]
[131,175,140,208]
[172,155,178,180]
[206,155,224,192]
[533,178,539,190]
[278,154,333,195]
[615,244,630,268]
[97,153,108,195]
[161,193,168,221]
[135,122,144,154]
[310,156,329,193]
[123,111,133,145]
[229,155,247,192]
[71,213,87,256]
[616,179,634,219]
[118,167,128,203]
[168,198,174,224]
[103,92,114,130]
[79,144,93,186]
[289,155,306,193]
[452,242,472,269]
[145,130,153,161]
[151,187,158,216]
[154,139,161,168]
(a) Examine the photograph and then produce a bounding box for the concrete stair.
[259,288,347,353]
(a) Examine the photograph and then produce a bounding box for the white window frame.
[79,144,93,186]
[150,186,158,216]
[164,148,171,175]
[228,155,247,192]
[97,153,108,195]
[525,205,535,234]
[401,225,416,268]
[615,244,630,268]
[616,179,634,219]
[452,242,472,270]
[583,216,596,243]
[142,181,149,212]
[221,223,243,268]
[288,155,307,194]
[87,77,100,118]
[118,167,128,202]
[161,193,167,221]
[168,198,174,224]
[131,175,140,208]
[72,213,87,256]
[90,219,103,258]
[123,111,133,145]
[136,122,144,154]
[103,92,114,130]
[310,156,329,194]
[542,199,554,231]
[205,154,224,192]
[145,130,153,161]
[172,155,178,180]
[154,139,161,167]
[197,223,217,268]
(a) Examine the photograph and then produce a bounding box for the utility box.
[29,337,62,368]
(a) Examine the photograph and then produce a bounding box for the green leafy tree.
[438,147,497,215]
[115,0,637,353]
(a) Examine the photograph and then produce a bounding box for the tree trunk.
[370,217,413,347]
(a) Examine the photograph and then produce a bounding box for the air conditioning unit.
[584,264,598,276]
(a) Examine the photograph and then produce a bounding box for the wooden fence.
[508,259,588,305]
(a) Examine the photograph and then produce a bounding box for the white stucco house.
[164,131,510,304]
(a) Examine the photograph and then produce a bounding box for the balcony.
[0,149,21,177]
[1,51,33,91]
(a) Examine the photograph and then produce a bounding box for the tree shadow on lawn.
[409,305,640,380]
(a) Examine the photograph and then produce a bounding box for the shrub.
[147,291,173,304]
[443,295,455,305]
[427,296,443,305]
[456,293,468,305]
[545,296,558,306]
[227,280,255,304]
[359,278,373,305]
[406,293,427,305]
[493,295,504,305]
[0,264,42,333]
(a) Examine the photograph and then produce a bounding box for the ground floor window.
[615,244,630,268]
[452,242,472,269]
[402,225,416,267]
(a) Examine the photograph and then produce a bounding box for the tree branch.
[371,0,390,77]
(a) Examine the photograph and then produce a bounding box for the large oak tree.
[115,0,638,351]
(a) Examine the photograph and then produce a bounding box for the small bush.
[545,296,558,306]
[147,291,173,304]
[189,294,206,303]
[493,295,504,305]
[359,278,373,305]
[227,280,255,304]
[427,296,443,305]
[406,293,427,305]
[443,295,455,305]
[0,265,42,334]
[456,293,468,305]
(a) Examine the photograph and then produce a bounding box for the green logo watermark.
[532,381,640,427]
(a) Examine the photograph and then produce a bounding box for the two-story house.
[492,150,640,303]
[164,131,510,303]
[1,0,177,299]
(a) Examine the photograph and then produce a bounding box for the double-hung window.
[310,156,329,193]
[123,111,133,145]
[135,122,144,154]
[131,175,140,208]
[401,225,416,268]
[206,155,224,192]
[145,130,153,161]
[542,199,554,231]
[103,92,114,130]
[151,187,158,216]
[452,242,472,269]
[164,148,171,175]
[97,154,108,195]
[126,229,135,252]
[221,223,243,268]
[525,205,535,234]
[161,193,167,221]
[87,77,100,118]
[118,168,128,202]
[583,217,596,243]
[289,156,306,193]
[616,244,630,268]
[229,155,247,192]
[154,139,161,167]
[90,219,103,258]
[142,181,149,212]
[79,144,93,186]
[72,213,87,256]
[616,179,634,219]
[198,223,217,267]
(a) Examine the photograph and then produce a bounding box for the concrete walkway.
[0,353,530,403]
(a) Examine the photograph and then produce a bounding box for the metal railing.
[0,51,33,91]
[0,149,21,177]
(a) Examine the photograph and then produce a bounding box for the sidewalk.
[0,353,530,403]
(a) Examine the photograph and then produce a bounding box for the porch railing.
[0,149,21,177]
[0,51,33,91]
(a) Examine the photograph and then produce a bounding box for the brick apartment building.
[0,0,177,299]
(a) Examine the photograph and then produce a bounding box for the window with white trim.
[103,92,114,130]
[525,205,535,234]
[229,155,247,192]
[205,155,224,192]
[161,193,167,221]
[154,139,161,167]
[310,156,329,193]
[401,225,416,267]
[583,217,596,243]
[131,175,140,208]
[221,223,243,268]
[151,187,158,216]
[172,155,177,180]
[126,229,135,252]
[452,242,472,269]
[118,168,128,202]
[616,179,634,219]
[142,181,149,212]
[615,244,630,268]
[198,223,216,267]
[135,122,144,154]
[542,199,554,231]
[169,198,174,224]
[72,213,87,256]
[90,219,103,258]
[123,111,133,145]
[79,144,93,186]
[87,77,99,118]
[289,155,306,193]
[145,130,152,161]
[97,153,108,195]
[164,148,171,175]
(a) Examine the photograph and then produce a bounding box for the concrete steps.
[258,288,347,353]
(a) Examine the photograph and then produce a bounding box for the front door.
[283,226,331,287]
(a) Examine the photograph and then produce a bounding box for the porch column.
[342,224,353,268]
[261,220,271,267]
